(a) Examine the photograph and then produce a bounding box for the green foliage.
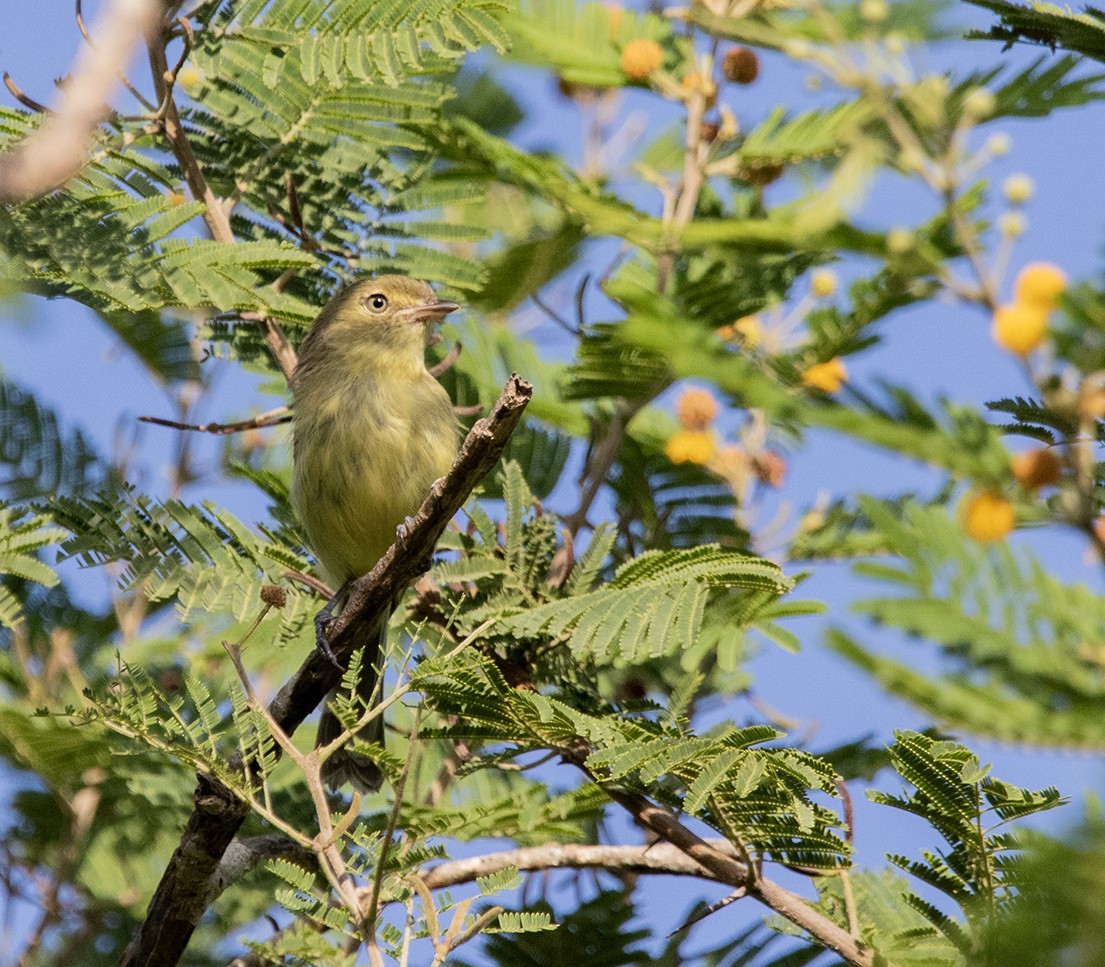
[48,487,316,647]
[967,0,1105,65]
[4,0,1105,961]
[0,506,64,630]
[828,498,1105,749]
[869,731,1064,958]
[459,890,649,967]
[0,378,110,500]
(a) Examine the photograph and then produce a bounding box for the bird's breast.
[292,370,458,584]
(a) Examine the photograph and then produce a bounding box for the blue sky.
[3,0,1105,957]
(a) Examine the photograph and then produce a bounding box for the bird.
[291,275,459,792]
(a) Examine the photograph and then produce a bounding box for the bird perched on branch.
[292,276,460,792]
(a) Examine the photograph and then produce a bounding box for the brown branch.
[119,374,531,967]
[417,839,733,891]
[599,785,882,967]
[428,342,462,379]
[137,408,292,435]
[3,73,48,114]
[0,0,161,202]
[146,30,298,384]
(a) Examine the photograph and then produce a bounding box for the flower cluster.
[991,262,1067,356]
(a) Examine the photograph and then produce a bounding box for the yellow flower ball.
[992,302,1049,355]
[999,213,1026,239]
[676,387,719,430]
[810,269,837,298]
[1014,262,1067,310]
[665,429,718,465]
[986,133,1011,157]
[802,358,848,394]
[859,0,889,22]
[1011,448,1062,491]
[886,228,914,254]
[177,67,203,92]
[1003,174,1034,205]
[621,38,664,81]
[166,191,187,207]
[962,88,996,120]
[960,491,1015,543]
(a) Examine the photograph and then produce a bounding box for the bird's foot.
[314,592,345,670]
[396,515,417,544]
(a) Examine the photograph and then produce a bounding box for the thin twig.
[428,342,462,378]
[138,408,292,435]
[3,73,48,113]
[147,32,298,383]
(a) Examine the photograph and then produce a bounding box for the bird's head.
[305,275,460,373]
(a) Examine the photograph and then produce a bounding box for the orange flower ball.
[1014,263,1067,310]
[676,387,719,430]
[665,429,717,465]
[621,38,664,80]
[992,302,1049,355]
[960,491,1016,543]
[1011,448,1062,490]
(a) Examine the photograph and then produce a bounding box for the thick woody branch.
[0,0,161,202]
[601,786,883,967]
[417,839,734,890]
[120,374,532,967]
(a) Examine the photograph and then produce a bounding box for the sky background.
[2,0,1105,959]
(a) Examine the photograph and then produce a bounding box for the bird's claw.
[396,515,416,543]
[314,599,344,670]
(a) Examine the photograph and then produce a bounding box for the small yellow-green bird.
[292,275,460,792]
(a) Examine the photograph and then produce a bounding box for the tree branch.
[417,839,733,890]
[119,374,532,967]
[600,785,883,967]
[0,0,161,202]
[146,26,299,384]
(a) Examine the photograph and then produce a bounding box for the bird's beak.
[399,300,461,323]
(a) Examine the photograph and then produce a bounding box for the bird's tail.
[316,607,389,794]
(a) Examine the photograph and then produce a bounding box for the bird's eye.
[365,293,388,313]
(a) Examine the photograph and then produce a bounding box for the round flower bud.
[260,584,287,609]
[621,38,664,81]
[992,302,1049,355]
[962,87,996,120]
[859,0,889,22]
[177,67,203,92]
[1011,448,1062,490]
[1003,174,1034,205]
[986,132,1011,156]
[810,269,837,298]
[676,387,719,430]
[999,213,1026,238]
[886,227,914,254]
[960,491,1015,543]
[722,47,760,84]
[1014,263,1067,310]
